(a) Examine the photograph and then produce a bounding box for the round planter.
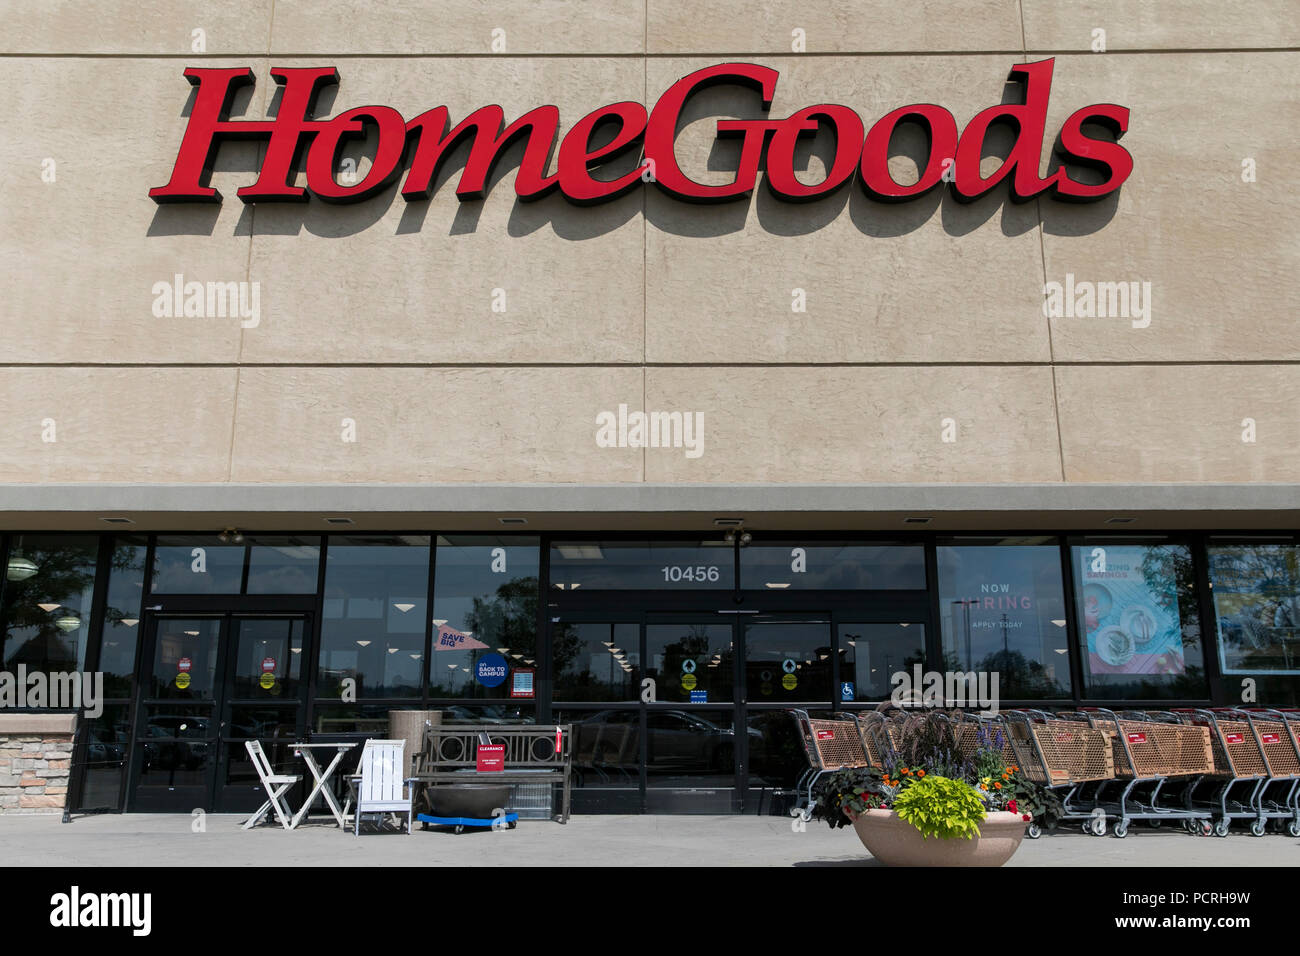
[849,809,1026,867]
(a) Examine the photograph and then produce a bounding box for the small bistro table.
[288,741,358,829]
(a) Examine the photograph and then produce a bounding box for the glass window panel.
[245,536,321,594]
[311,702,411,735]
[147,618,221,700]
[550,540,735,590]
[75,704,132,811]
[152,536,244,594]
[98,536,147,697]
[229,618,304,699]
[841,622,926,701]
[645,623,733,703]
[1072,542,1207,699]
[743,619,833,703]
[318,536,430,698]
[741,543,926,590]
[431,536,539,700]
[1,533,99,676]
[228,704,300,742]
[745,710,808,792]
[937,541,1071,698]
[1208,543,1300,676]
[553,622,639,702]
[437,703,535,724]
[645,710,737,789]
[560,708,641,793]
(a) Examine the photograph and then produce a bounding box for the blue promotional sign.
[475,652,509,688]
[840,681,855,702]
[690,690,708,703]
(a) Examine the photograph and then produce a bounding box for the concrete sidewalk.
[1,813,1296,866]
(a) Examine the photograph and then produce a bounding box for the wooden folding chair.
[352,739,416,835]
[242,740,301,830]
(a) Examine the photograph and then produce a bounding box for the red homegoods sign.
[475,744,505,773]
[1126,732,1147,744]
[149,60,1131,207]
[176,657,192,673]
[816,729,835,740]
[1224,733,1245,744]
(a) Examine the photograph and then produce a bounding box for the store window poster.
[1078,545,1187,676]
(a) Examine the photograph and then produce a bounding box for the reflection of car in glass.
[571,710,760,780]
[141,716,209,772]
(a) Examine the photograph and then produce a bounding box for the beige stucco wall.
[1,1,1297,490]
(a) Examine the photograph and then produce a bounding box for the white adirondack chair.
[243,740,301,830]
[352,739,415,835]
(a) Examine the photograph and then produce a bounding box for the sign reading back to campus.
[150,60,1131,208]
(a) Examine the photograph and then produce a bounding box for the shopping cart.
[1172,708,1268,836]
[1238,708,1300,835]
[1064,708,1214,838]
[1004,709,1115,838]
[790,710,872,820]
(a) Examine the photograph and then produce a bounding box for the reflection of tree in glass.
[659,626,713,682]
[2,543,98,671]
[1211,545,1300,671]
[976,649,1063,697]
[463,576,539,659]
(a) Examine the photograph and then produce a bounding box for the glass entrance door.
[129,613,307,812]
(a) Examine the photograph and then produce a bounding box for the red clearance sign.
[475,744,505,773]
[150,60,1131,208]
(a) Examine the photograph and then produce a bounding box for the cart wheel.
[1250,820,1266,837]
[1148,820,1162,829]
[1287,821,1300,838]
[454,824,465,834]
[508,821,517,829]
[1214,819,1230,837]
[420,822,429,831]
[1199,820,1213,837]
[1181,819,1195,833]
[1026,824,1041,840]
[1113,822,1129,839]
[1090,817,1107,837]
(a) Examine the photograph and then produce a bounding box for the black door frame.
[126,599,314,813]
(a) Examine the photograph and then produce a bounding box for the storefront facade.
[1,2,1298,813]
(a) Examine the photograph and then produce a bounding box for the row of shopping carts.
[791,706,1300,839]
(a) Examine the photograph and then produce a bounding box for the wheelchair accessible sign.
[475,653,509,688]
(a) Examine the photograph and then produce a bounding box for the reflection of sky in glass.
[740,544,926,590]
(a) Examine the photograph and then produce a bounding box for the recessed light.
[432,619,447,627]
[392,603,415,613]
[121,618,139,627]
[37,603,61,612]
[499,517,528,526]
[100,517,134,525]
[388,648,399,654]
[1050,619,1067,627]
[356,640,371,647]
[1106,516,1137,525]
[904,517,932,525]
[713,518,744,527]
[765,582,790,589]
[323,517,354,525]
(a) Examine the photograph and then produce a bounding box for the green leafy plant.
[891,774,987,840]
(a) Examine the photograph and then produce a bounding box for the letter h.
[149,67,340,203]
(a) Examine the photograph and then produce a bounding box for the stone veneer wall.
[0,714,77,812]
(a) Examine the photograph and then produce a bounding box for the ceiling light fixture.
[53,615,82,632]
[6,555,39,582]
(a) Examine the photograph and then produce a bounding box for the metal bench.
[411,724,573,824]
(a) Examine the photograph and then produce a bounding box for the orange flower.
[901,768,911,775]
[917,770,926,777]
[994,782,1003,790]
[979,783,988,791]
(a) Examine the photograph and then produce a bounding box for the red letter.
[953,59,1057,203]
[1053,104,1133,202]
[644,63,779,203]
[859,104,959,202]
[402,105,559,201]
[149,67,341,204]
[557,101,648,205]
[762,106,863,202]
[304,106,408,203]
